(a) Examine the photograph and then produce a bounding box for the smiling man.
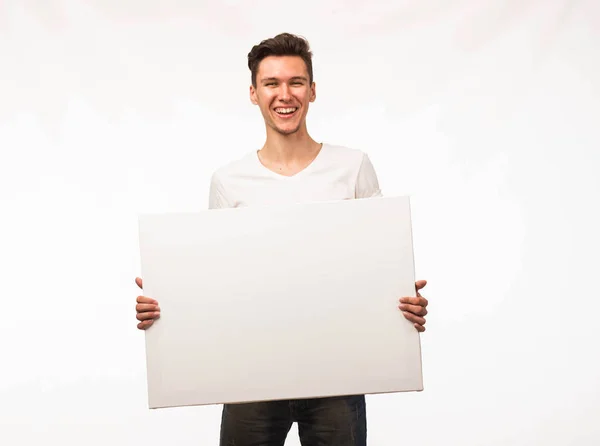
[135,33,429,446]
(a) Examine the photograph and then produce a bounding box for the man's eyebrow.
[261,76,308,83]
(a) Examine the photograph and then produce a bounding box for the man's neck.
[260,126,321,163]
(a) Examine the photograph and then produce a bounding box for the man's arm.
[208,171,231,209]
[355,151,429,332]
[355,152,383,199]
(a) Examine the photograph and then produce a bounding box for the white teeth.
[275,107,297,114]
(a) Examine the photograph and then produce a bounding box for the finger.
[137,320,154,330]
[401,310,427,326]
[136,311,160,322]
[399,296,428,307]
[399,303,428,316]
[415,279,427,291]
[414,323,426,332]
[136,303,159,313]
[135,277,143,290]
[136,295,157,305]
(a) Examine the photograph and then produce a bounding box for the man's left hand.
[399,280,429,332]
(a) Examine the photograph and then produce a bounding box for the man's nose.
[278,84,292,101]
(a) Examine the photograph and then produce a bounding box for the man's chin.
[274,125,301,135]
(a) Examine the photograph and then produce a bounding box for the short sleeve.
[355,152,383,198]
[208,172,231,209]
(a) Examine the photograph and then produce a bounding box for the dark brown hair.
[247,33,314,87]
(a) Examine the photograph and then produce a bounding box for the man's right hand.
[135,277,161,330]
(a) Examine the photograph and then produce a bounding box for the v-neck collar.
[255,143,326,179]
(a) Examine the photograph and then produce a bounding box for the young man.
[135,33,429,446]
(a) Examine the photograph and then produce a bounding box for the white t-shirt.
[208,143,382,210]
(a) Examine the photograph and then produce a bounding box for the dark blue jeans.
[219,394,367,446]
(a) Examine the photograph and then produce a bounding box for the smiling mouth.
[274,107,298,118]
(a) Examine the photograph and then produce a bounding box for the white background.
[1,1,599,445]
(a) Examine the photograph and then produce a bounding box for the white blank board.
[138,196,423,409]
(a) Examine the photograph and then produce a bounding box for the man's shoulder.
[320,143,371,168]
[210,151,257,183]
[323,142,365,157]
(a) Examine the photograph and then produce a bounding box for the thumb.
[135,277,143,290]
[415,279,427,291]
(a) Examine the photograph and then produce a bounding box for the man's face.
[250,55,316,136]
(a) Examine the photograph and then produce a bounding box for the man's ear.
[250,85,258,105]
[310,82,316,103]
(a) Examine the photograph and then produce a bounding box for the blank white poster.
[138,196,422,409]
